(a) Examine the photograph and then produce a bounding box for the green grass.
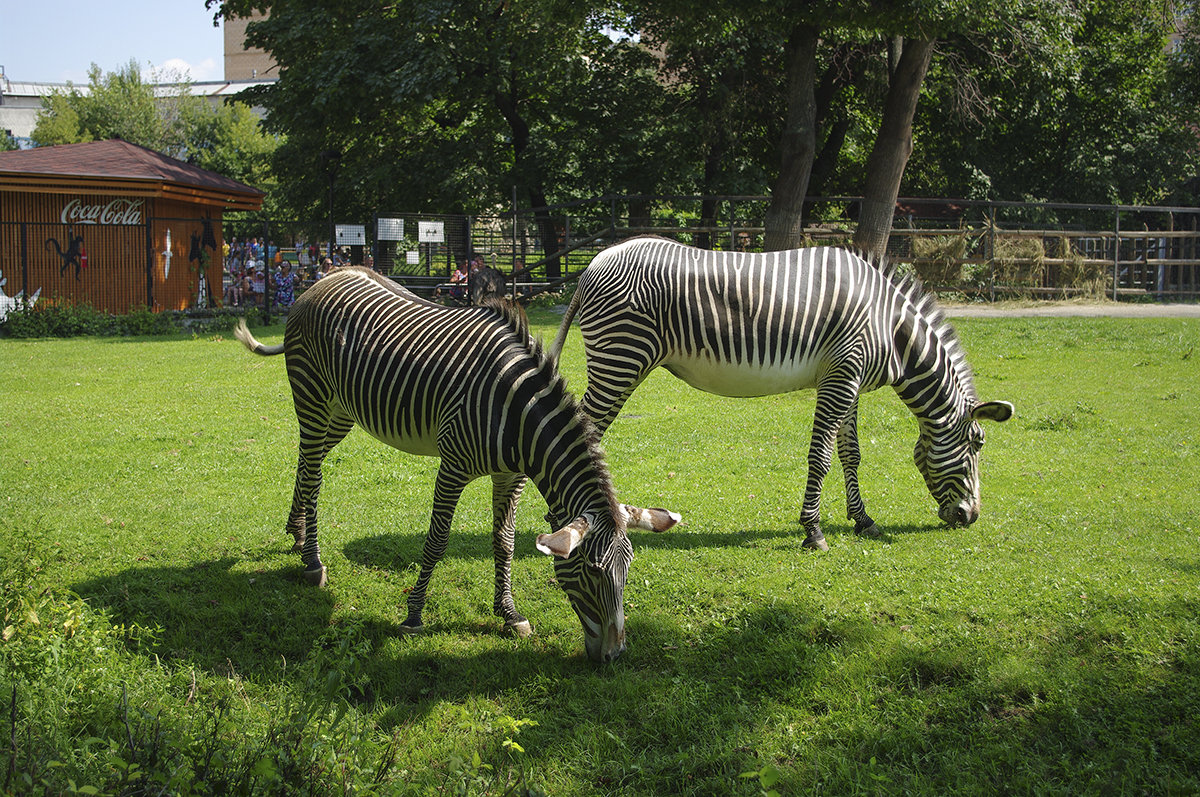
[2,313,1199,795]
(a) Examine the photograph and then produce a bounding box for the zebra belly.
[342,404,441,457]
[661,353,821,398]
[366,427,441,458]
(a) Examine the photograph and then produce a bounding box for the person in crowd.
[449,260,469,300]
[240,268,257,307]
[251,267,266,305]
[224,264,243,307]
[275,261,297,308]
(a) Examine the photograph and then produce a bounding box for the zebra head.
[914,400,1014,527]
[536,509,632,662]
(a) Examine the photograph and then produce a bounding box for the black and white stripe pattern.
[551,237,1013,549]
[237,266,634,661]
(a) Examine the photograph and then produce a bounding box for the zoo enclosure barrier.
[4,197,1198,317]
[341,196,1200,302]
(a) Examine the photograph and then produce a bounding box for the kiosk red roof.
[0,139,263,210]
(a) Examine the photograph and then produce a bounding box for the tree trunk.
[492,86,562,278]
[695,147,724,250]
[853,37,935,258]
[763,26,819,252]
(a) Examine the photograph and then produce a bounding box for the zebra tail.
[234,319,285,356]
[548,287,583,365]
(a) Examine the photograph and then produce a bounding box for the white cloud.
[154,57,221,83]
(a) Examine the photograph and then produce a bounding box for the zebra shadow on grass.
[72,553,338,679]
[339,518,944,575]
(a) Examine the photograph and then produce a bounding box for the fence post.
[19,222,28,304]
[987,204,996,302]
[145,217,154,309]
[262,220,273,325]
[729,199,736,251]
[1112,209,1120,301]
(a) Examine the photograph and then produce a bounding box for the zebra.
[235,266,677,662]
[549,236,1014,550]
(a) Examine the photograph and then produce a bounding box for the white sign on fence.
[335,224,366,246]
[376,218,405,241]
[406,251,420,265]
[417,221,445,244]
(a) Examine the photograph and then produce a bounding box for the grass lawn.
[1,311,1198,795]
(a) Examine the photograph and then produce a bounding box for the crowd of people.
[219,237,512,310]
[221,237,347,311]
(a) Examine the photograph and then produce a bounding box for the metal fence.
[352,196,1200,301]
[4,197,1197,318]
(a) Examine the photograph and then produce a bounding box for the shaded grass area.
[1,314,1198,794]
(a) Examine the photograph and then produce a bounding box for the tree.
[907,0,1200,208]
[180,100,281,211]
[215,0,651,273]
[30,60,277,197]
[853,35,934,256]
[32,60,201,156]
[205,0,1199,256]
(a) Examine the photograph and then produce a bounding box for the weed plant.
[0,313,1198,794]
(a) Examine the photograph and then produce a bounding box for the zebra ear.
[620,504,683,533]
[972,401,1014,423]
[536,521,587,559]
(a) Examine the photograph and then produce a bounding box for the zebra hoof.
[802,534,829,552]
[855,522,882,538]
[505,620,534,639]
[302,564,327,587]
[398,622,424,635]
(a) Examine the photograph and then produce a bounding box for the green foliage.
[30,60,276,198]
[32,60,201,157]
[0,303,251,338]
[179,101,279,210]
[911,0,1200,205]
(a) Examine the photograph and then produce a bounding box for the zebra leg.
[490,473,533,638]
[400,464,469,633]
[801,370,863,551]
[288,414,354,586]
[837,400,880,538]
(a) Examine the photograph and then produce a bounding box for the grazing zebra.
[550,236,1013,550]
[235,266,675,661]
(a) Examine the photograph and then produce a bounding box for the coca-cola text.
[60,198,144,226]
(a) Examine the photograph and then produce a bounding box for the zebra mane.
[849,247,978,402]
[479,296,532,346]
[482,296,623,531]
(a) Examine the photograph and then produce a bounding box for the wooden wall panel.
[1,192,226,313]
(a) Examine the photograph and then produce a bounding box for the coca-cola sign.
[59,198,144,226]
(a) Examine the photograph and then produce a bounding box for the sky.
[1,1,227,85]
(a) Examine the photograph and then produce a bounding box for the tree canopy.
[207,0,1199,244]
[31,60,280,209]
